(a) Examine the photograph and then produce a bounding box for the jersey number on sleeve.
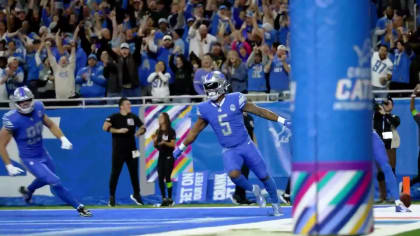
[218,114,232,136]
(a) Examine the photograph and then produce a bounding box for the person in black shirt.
[102,97,146,207]
[230,112,256,205]
[152,112,176,206]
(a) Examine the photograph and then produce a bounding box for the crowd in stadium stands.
[0,0,419,103]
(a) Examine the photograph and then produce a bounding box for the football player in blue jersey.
[372,130,410,212]
[0,87,92,217]
[173,71,290,216]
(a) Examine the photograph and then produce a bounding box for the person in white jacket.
[46,40,76,99]
[147,61,171,103]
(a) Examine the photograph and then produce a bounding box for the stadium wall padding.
[0,100,419,205]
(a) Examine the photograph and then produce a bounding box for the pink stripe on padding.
[176,130,190,145]
[146,149,158,162]
[145,106,157,117]
[293,172,327,215]
[347,171,371,205]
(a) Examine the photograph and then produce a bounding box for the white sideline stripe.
[143,218,294,236]
[370,222,420,236]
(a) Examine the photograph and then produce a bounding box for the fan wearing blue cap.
[209,5,231,36]
[75,53,106,98]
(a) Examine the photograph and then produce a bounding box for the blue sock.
[373,132,399,200]
[263,177,279,204]
[28,179,47,194]
[231,175,253,192]
[51,183,80,209]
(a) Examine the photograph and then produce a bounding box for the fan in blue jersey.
[0,87,91,217]
[372,130,410,212]
[173,71,291,216]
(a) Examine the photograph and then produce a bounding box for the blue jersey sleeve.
[33,101,46,118]
[2,112,15,132]
[196,104,208,122]
[238,93,247,110]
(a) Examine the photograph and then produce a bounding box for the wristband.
[179,143,186,151]
[107,126,111,132]
[277,116,286,124]
[60,136,69,142]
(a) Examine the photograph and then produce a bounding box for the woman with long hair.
[222,50,248,93]
[152,112,176,206]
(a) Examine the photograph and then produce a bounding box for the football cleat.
[77,204,92,217]
[19,186,32,204]
[396,202,411,213]
[252,185,266,208]
[271,203,283,216]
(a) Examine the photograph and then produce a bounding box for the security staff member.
[373,96,400,202]
[103,97,146,207]
[231,112,256,205]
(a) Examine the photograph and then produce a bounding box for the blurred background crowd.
[0,0,419,103]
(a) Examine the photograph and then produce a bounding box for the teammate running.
[0,87,91,217]
[373,130,410,212]
[173,71,290,216]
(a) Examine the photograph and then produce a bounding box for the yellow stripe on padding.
[350,200,373,234]
[302,214,316,234]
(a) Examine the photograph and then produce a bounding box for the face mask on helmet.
[203,71,227,101]
[204,81,225,101]
[15,99,34,114]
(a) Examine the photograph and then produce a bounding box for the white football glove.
[6,164,24,176]
[60,136,73,150]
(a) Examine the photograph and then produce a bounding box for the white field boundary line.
[144,205,420,236]
[144,217,294,236]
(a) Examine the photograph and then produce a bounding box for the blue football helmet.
[12,87,34,114]
[203,71,227,101]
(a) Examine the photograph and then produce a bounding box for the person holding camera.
[102,97,146,207]
[152,112,176,207]
[373,96,400,202]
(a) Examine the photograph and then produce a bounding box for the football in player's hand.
[400,193,411,208]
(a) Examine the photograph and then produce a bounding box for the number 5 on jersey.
[218,114,232,136]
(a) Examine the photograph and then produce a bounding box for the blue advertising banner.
[252,103,292,178]
[0,99,420,206]
[175,171,208,204]
[211,172,236,201]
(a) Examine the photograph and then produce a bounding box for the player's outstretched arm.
[43,114,73,150]
[243,101,289,125]
[0,128,24,175]
[173,118,208,158]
